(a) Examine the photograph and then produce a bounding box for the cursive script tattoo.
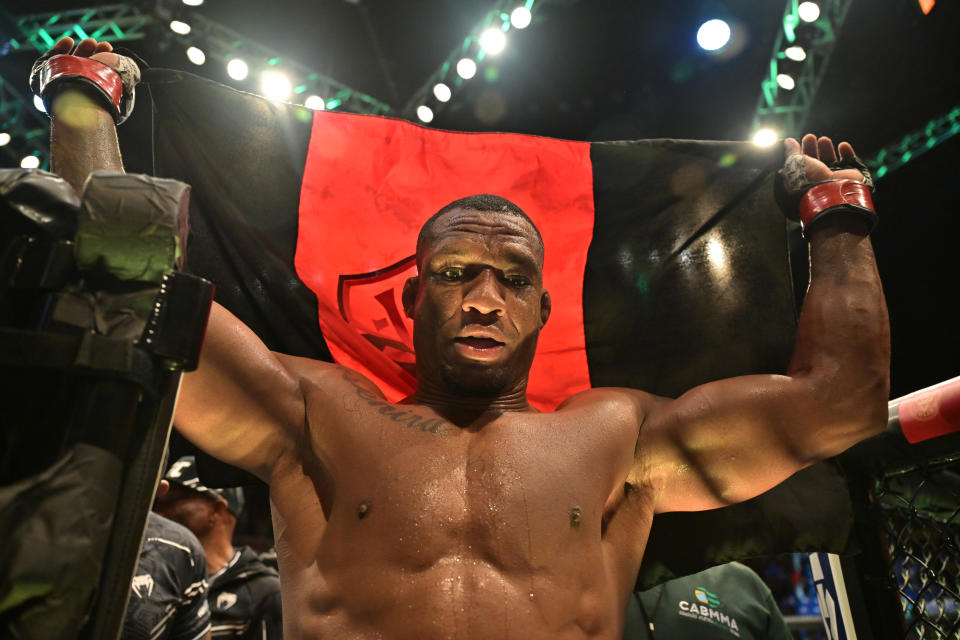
[342,370,455,435]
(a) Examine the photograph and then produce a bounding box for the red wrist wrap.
[41,55,123,114]
[798,179,877,234]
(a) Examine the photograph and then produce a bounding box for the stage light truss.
[0,75,49,170]
[401,0,538,121]
[166,12,392,115]
[1,4,151,55]
[866,105,960,180]
[752,0,854,139]
[3,4,391,115]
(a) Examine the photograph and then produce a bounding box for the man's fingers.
[72,38,100,57]
[93,42,114,54]
[801,134,818,158]
[817,136,837,163]
[837,142,856,160]
[783,137,801,158]
[52,37,74,53]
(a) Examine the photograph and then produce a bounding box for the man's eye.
[439,267,464,281]
[506,276,530,288]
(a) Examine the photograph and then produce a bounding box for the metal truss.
[1,4,151,55]
[401,0,539,121]
[866,105,960,180]
[0,75,49,169]
[752,0,854,139]
[175,12,391,115]
[2,4,391,119]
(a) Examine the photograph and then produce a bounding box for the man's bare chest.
[304,381,639,570]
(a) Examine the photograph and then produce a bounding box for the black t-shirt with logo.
[623,562,792,640]
[208,546,282,639]
[122,513,211,640]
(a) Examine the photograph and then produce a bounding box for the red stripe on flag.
[296,112,594,410]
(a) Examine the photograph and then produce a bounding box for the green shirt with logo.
[623,562,793,640]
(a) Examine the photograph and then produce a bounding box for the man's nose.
[462,269,505,317]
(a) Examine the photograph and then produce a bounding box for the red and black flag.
[145,69,850,586]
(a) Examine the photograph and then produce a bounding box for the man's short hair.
[416,194,544,266]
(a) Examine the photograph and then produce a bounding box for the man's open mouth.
[454,337,505,349]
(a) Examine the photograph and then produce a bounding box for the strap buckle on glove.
[798,179,877,236]
[30,52,141,125]
[774,153,878,238]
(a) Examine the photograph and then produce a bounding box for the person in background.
[156,456,282,639]
[622,562,792,640]
[122,481,211,640]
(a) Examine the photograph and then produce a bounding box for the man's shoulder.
[556,385,662,417]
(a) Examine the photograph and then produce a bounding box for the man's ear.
[402,276,419,319]
[540,290,551,328]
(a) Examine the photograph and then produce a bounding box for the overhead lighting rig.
[751,0,854,143]
[402,0,538,124]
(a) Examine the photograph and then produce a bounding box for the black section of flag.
[148,69,330,361]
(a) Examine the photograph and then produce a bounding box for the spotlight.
[21,155,40,169]
[33,95,46,113]
[433,82,452,102]
[261,71,292,100]
[753,128,778,147]
[456,58,477,79]
[0,132,10,146]
[776,73,796,90]
[416,105,434,123]
[304,95,325,110]
[480,27,507,55]
[227,58,249,80]
[186,46,206,65]
[784,46,806,61]
[182,0,203,5]
[510,6,532,29]
[798,2,820,22]
[696,19,731,51]
[169,20,191,35]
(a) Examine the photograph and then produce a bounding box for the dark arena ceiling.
[2,0,958,397]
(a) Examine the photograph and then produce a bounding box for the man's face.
[403,208,550,396]
[154,485,217,536]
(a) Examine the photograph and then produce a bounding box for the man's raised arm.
[634,134,890,513]
[41,37,311,482]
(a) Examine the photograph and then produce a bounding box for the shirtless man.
[42,37,890,639]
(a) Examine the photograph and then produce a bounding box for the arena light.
[261,71,292,100]
[0,132,10,146]
[753,128,778,147]
[456,58,477,80]
[169,20,191,35]
[480,27,507,55]
[186,46,206,65]
[304,95,325,110]
[510,6,532,29]
[918,0,935,14]
[182,0,203,5]
[227,58,249,80]
[798,2,820,22]
[21,155,40,169]
[433,82,452,102]
[696,19,731,51]
[416,105,434,123]
[784,45,806,61]
[776,73,796,90]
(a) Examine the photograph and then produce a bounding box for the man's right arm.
[44,38,312,482]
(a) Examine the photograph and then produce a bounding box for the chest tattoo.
[342,370,455,435]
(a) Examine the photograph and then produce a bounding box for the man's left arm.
[634,133,890,513]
